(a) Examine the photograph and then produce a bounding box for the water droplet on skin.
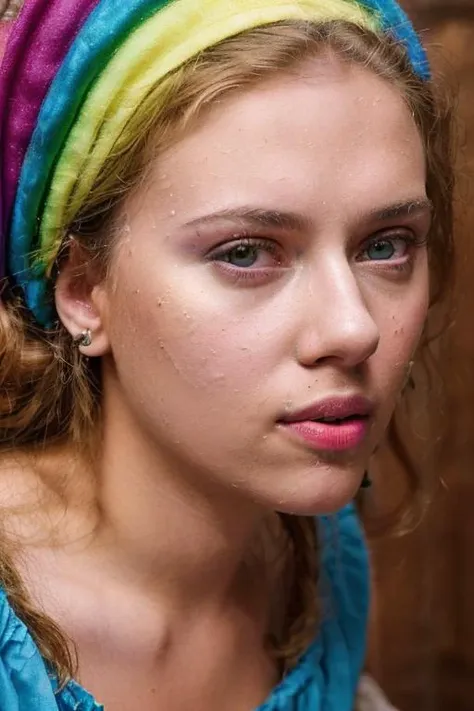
[170,210,176,216]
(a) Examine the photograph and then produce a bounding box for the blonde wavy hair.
[0,19,454,685]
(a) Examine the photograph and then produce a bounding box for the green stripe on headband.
[39,0,378,276]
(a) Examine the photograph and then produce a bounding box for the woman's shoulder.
[0,587,102,710]
[0,586,61,709]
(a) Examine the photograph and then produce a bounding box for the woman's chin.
[270,474,364,517]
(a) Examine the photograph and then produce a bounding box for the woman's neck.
[6,430,271,615]
[90,442,268,609]
[85,375,277,609]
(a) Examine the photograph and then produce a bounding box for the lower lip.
[279,418,369,452]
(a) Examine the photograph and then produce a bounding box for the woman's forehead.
[138,64,426,226]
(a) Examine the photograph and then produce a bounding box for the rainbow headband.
[0,0,429,326]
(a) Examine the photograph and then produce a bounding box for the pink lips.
[278,395,373,452]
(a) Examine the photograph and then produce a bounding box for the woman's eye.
[209,238,283,270]
[360,235,411,262]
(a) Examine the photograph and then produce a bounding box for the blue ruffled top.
[0,504,369,710]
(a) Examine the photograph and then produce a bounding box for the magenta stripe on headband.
[0,0,100,263]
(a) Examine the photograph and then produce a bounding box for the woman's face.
[85,58,431,514]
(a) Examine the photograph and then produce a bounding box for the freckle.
[157,299,163,307]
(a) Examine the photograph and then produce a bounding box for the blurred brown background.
[367,2,474,709]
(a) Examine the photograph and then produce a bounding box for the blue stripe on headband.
[358,0,429,79]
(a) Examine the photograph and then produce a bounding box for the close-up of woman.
[0,0,454,710]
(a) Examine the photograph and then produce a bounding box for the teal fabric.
[0,504,369,710]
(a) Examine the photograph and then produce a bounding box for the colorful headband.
[0,0,429,326]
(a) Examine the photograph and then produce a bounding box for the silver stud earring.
[73,329,92,348]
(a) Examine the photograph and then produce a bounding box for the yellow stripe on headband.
[40,0,378,272]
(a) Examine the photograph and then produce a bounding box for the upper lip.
[279,395,374,423]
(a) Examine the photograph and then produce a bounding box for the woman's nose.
[295,260,380,369]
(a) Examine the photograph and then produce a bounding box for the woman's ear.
[55,239,111,357]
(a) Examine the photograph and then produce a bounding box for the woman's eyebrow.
[183,206,312,232]
[367,198,433,222]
